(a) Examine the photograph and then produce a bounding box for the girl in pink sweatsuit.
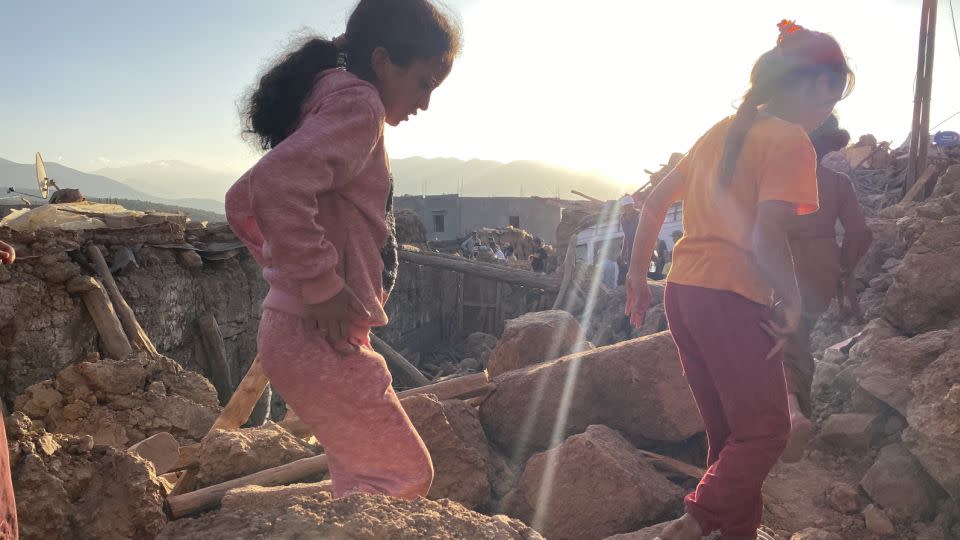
[225,0,461,499]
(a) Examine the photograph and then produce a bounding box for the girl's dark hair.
[718,27,854,186]
[809,113,851,160]
[244,0,462,150]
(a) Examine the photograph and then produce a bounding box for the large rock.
[860,444,941,519]
[7,412,167,540]
[487,310,587,377]
[480,332,702,456]
[14,352,219,447]
[584,283,667,346]
[503,425,682,540]
[883,218,960,333]
[819,413,880,451]
[850,329,951,416]
[196,423,318,488]
[404,395,492,510]
[903,347,960,500]
[160,487,543,539]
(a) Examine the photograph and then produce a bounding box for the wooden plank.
[86,244,159,355]
[638,450,704,479]
[370,334,430,387]
[81,281,134,360]
[170,356,269,496]
[901,164,939,203]
[398,249,559,291]
[279,372,492,439]
[166,455,330,519]
[197,313,234,404]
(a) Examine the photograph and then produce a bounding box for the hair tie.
[332,33,348,69]
[777,19,804,45]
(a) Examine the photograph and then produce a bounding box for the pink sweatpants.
[257,309,434,499]
[664,284,790,540]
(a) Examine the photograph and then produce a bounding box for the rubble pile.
[14,351,219,447]
[6,411,167,540]
[160,488,544,539]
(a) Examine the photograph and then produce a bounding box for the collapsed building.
[1,139,960,539]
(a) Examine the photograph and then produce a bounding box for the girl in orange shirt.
[626,22,853,540]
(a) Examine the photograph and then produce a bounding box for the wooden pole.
[552,234,579,309]
[197,313,234,404]
[917,0,938,178]
[370,334,430,387]
[906,0,938,190]
[166,454,330,519]
[399,249,560,291]
[85,244,159,355]
[81,280,134,360]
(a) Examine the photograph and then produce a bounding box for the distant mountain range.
[0,156,626,216]
[390,157,625,199]
[0,158,225,214]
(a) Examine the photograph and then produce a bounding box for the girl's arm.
[625,169,686,327]
[247,87,383,304]
[753,201,802,357]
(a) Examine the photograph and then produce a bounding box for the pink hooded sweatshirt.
[225,68,392,327]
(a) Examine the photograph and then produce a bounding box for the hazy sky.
[2,0,959,192]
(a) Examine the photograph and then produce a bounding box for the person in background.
[648,238,669,280]
[460,232,480,258]
[780,113,873,462]
[488,238,506,260]
[625,21,853,540]
[529,237,549,273]
[618,194,639,285]
[0,240,17,539]
[502,243,516,260]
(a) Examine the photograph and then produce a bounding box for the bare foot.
[781,412,813,463]
[654,513,703,540]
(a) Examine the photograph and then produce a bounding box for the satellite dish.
[35,152,50,198]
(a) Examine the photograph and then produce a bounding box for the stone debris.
[6,411,166,540]
[14,351,220,448]
[159,488,544,540]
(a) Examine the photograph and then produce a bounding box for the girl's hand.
[760,296,801,361]
[625,268,651,328]
[0,241,15,265]
[304,285,371,353]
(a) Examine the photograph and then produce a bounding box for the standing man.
[782,114,873,462]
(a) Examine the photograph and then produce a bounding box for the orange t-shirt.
[667,114,819,306]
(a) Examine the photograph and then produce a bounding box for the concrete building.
[395,195,563,244]
[574,202,683,265]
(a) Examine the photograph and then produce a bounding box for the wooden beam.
[166,455,330,519]
[81,280,134,360]
[399,249,559,291]
[279,372,492,439]
[86,244,159,355]
[370,334,430,387]
[197,313,234,404]
[901,164,939,203]
[637,450,704,480]
[571,190,603,203]
[170,355,269,496]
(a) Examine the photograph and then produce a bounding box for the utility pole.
[906,0,939,192]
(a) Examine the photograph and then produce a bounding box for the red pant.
[0,407,17,539]
[664,284,789,539]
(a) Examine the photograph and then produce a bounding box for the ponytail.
[245,38,340,151]
[718,89,765,188]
